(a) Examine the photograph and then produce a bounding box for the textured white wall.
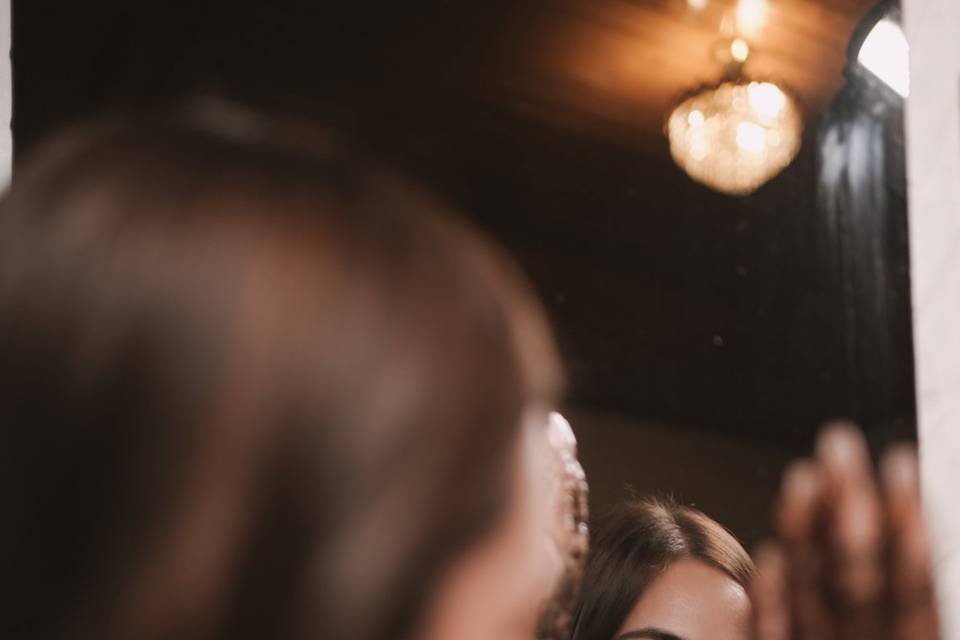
[0,0,9,187]
[902,1,960,637]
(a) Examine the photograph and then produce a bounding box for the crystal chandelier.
[666,40,803,196]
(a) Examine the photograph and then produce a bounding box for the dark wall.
[569,407,797,548]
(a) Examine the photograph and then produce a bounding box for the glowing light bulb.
[748,82,786,120]
[857,19,910,97]
[691,141,709,161]
[730,38,750,64]
[688,125,709,160]
[736,122,767,153]
[687,0,707,9]
[665,79,803,195]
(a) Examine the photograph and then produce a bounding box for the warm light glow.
[857,19,910,97]
[666,80,803,195]
[691,139,709,161]
[730,38,750,64]
[687,0,708,10]
[747,82,786,120]
[735,0,768,37]
[736,122,766,152]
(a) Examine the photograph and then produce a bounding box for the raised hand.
[750,423,939,640]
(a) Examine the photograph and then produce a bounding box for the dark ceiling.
[12,0,913,442]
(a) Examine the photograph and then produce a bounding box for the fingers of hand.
[776,459,832,640]
[816,424,884,609]
[762,425,940,640]
[881,446,940,640]
[751,542,790,640]
[778,459,821,543]
[882,446,927,592]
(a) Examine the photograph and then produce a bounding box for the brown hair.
[569,498,753,640]
[0,106,561,640]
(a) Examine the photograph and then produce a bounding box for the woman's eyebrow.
[614,628,686,640]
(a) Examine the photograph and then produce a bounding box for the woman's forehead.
[617,559,751,640]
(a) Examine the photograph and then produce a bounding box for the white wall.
[902,1,960,637]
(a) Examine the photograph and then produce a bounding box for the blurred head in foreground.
[0,106,564,640]
[570,498,754,640]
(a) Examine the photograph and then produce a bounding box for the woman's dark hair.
[569,498,753,640]
[0,105,561,640]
